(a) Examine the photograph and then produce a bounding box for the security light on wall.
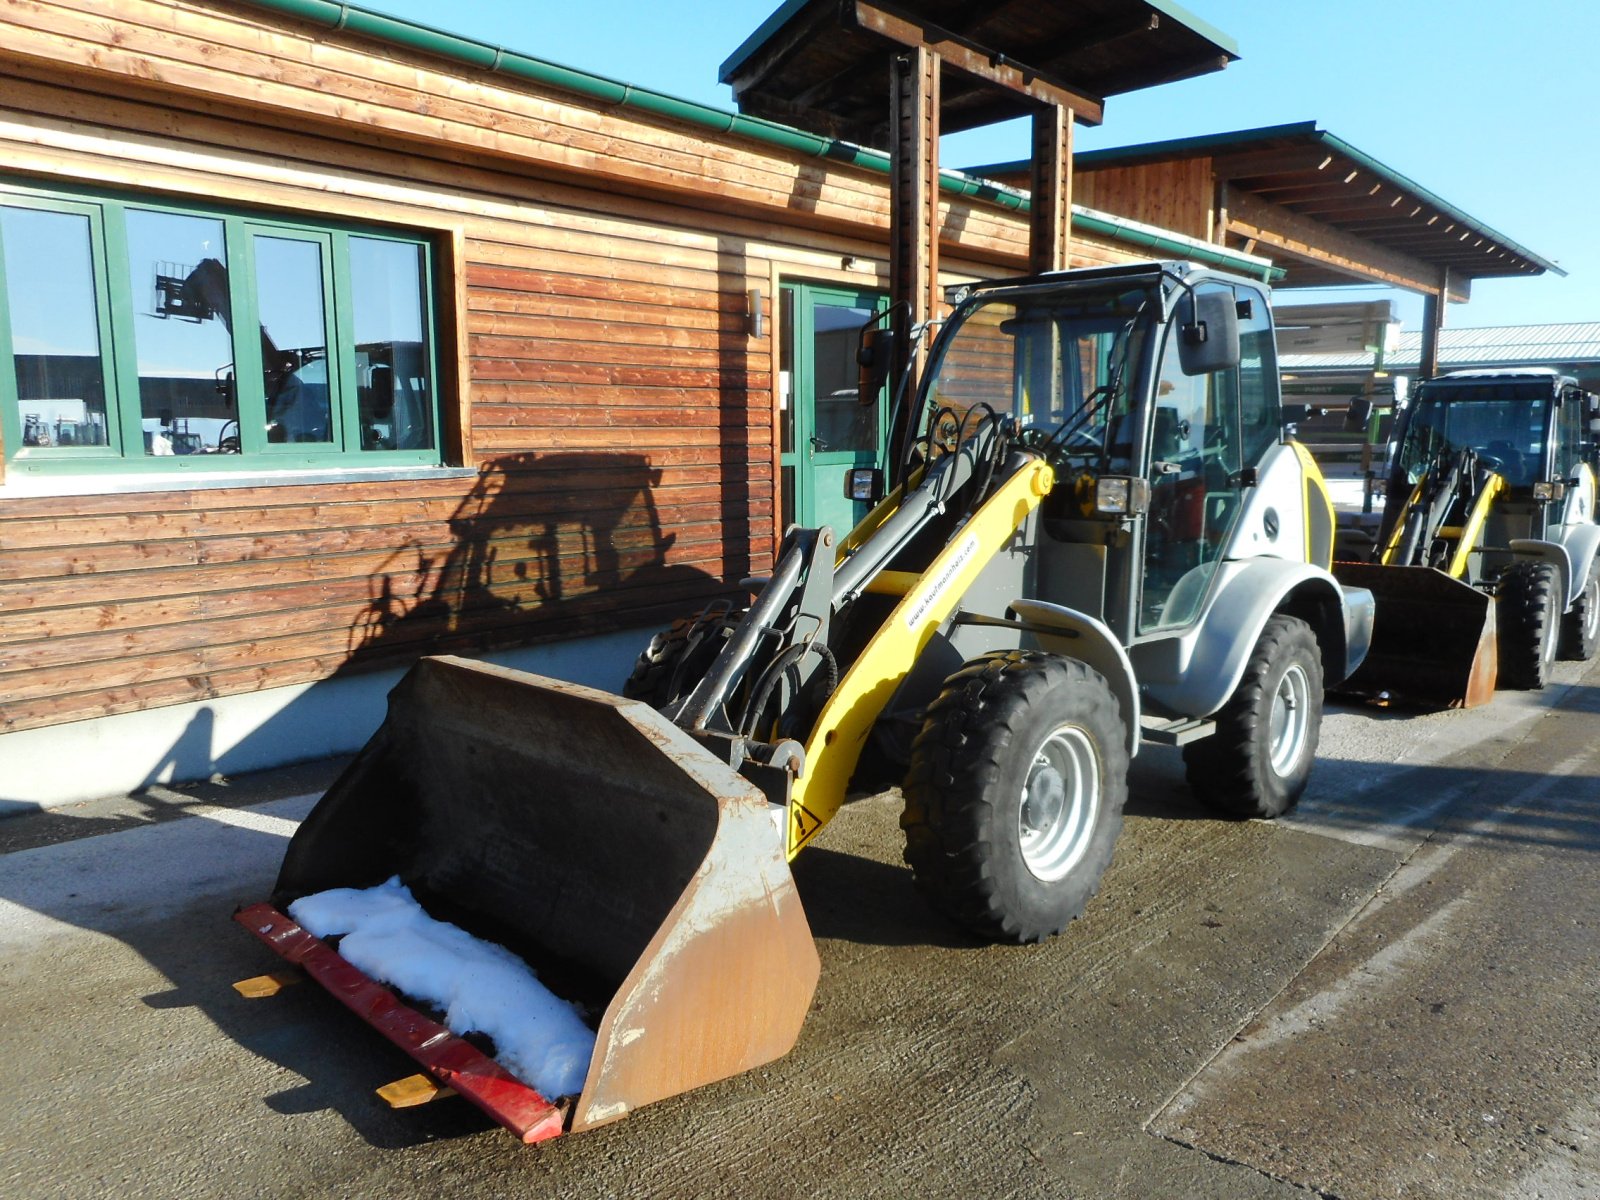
[748,287,764,339]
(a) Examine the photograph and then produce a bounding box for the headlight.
[1095,476,1150,516]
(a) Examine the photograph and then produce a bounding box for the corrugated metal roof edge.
[1283,323,1600,369]
[229,0,1280,281]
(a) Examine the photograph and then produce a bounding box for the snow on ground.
[289,877,595,1099]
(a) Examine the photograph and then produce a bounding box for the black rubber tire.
[901,651,1128,944]
[1183,614,1323,819]
[1497,561,1560,689]
[1558,560,1600,662]
[621,608,743,710]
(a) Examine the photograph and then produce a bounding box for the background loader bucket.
[1331,563,1497,708]
[272,656,820,1133]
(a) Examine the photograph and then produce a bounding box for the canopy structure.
[719,0,1238,146]
[723,0,1239,468]
[1069,123,1560,292]
[969,122,1561,377]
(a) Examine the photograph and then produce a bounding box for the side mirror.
[1177,290,1240,377]
[1345,397,1373,429]
[857,326,897,407]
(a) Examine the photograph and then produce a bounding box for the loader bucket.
[1330,563,1497,708]
[264,656,820,1135]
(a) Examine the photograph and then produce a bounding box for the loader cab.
[1383,370,1595,562]
[918,266,1271,645]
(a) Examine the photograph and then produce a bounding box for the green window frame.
[0,179,444,477]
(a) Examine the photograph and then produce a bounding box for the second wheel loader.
[1334,368,1600,705]
[237,260,1374,1141]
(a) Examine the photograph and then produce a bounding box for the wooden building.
[0,0,1275,806]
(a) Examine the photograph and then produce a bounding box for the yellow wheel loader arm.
[786,458,1055,857]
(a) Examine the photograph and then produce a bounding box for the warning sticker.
[790,801,824,849]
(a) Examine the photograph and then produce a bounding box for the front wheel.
[901,651,1128,944]
[1497,561,1560,688]
[1184,614,1323,819]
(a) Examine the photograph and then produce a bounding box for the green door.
[779,282,888,533]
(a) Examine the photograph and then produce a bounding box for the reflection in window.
[813,303,877,453]
[255,234,332,444]
[1,206,110,447]
[351,237,434,451]
[127,210,234,456]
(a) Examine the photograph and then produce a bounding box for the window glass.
[1558,387,1587,478]
[1139,282,1248,634]
[1235,285,1279,465]
[1,205,110,448]
[255,234,332,444]
[812,302,877,453]
[125,210,234,456]
[0,186,441,473]
[778,288,795,455]
[351,237,434,452]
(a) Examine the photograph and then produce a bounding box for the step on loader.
[237,261,1374,1141]
[1334,369,1600,706]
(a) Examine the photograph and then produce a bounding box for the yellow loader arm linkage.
[787,457,1055,856]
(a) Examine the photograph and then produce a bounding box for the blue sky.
[357,0,1599,333]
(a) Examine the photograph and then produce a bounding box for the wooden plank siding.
[1074,159,1214,243]
[0,0,1143,737]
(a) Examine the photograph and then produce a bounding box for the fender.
[1008,599,1140,758]
[1509,538,1573,610]
[1523,524,1600,610]
[1563,524,1600,603]
[1131,558,1363,718]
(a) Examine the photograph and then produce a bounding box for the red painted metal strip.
[235,902,567,1144]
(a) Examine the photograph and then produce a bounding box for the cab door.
[779,282,887,532]
[1138,281,1277,633]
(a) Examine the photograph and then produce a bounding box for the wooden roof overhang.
[1074,122,1562,302]
[719,0,1239,146]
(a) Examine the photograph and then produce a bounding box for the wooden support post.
[1418,270,1449,381]
[1029,104,1072,275]
[888,46,940,476]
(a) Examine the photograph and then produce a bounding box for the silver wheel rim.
[1268,664,1311,777]
[1018,724,1101,883]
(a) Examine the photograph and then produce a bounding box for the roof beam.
[1226,189,1464,300]
[843,0,1106,124]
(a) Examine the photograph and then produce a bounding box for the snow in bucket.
[289,877,595,1099]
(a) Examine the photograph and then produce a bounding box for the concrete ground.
[3,656,1599,1199]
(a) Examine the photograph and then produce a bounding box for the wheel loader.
[1333,368,1600,706]
[236,260,1374,1142]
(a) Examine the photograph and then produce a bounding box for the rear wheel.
[622,607,743,710]
[901,651,1128,944]
[1559,560,1600,662]
[1184,614,1322,819]
[1497,561,1560,688]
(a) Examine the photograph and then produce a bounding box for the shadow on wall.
[343,451,721,662]
[0,451,735,812]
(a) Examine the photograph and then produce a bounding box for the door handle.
[810,435,830,453]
